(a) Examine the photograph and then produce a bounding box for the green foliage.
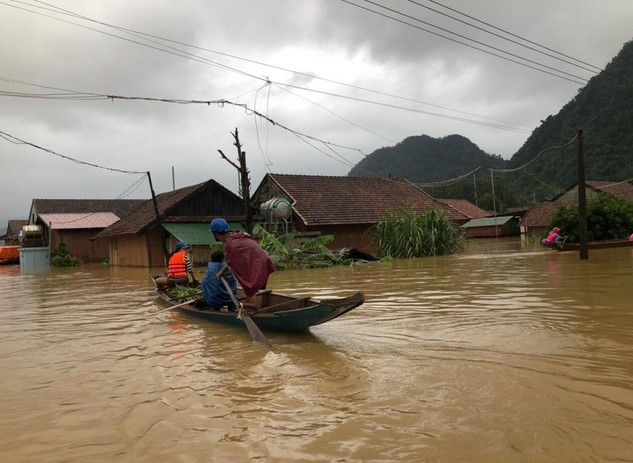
[50,241,82,267]
[302,245,368,268]
[549,193,633,242]
[255,225,369,269]
[369,203,466,258]
[349,134,507,182]
[507,40,633,200]
[169,285,202,300]
[347,41,633,204]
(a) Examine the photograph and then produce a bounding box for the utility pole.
[577,129,588,260]
[490,169,499,238]
[147,171,169,261]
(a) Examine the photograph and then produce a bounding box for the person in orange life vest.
[541,227,567,250]
[155,241,199,287]
[209,218,275,306]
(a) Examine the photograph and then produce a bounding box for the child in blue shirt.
[199,251,238,311]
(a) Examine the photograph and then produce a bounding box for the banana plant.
[254,225,335,269]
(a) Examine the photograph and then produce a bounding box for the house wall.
[171,185,244,217]
[464,224,511,238]
[110,234,150,267]
[304,224,377,253]
[51,229,110,263]
[147,226,168,268]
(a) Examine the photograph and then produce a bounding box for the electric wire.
[1,0,533,133]
[423,0,632,86]
[341,0,587,85]
[0,129,147,175]
[408,0,600,75]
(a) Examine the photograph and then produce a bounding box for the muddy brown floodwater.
[1,239,632,462]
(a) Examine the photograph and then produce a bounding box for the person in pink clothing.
[210,218,275,304]
[541,226,567,250]
[629,232,633,241]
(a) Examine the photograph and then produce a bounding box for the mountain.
[506,39,633,199]
[347,39,633,205]
[348,134,506,182]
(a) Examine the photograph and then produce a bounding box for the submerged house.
[437,199,489,225]
[0,219,28,246]
[253,173,467,252]
[519,180,633,238]
[27,199,146,263]
[95,179,244,267]
[461,216,520,238]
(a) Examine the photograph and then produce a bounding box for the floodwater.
[1,239,632,463]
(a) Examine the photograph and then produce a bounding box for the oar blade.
[221,277,272,347]
[240,309,273,347]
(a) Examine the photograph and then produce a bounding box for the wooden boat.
[558,239,633,251]
[151,276,364,333]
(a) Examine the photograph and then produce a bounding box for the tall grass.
[370,204,466,258]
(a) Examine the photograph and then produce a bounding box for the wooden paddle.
[154,296,202,315]
[220,276,272,347]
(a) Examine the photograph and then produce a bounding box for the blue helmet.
[210,218,229,233]
[175,241,190,251]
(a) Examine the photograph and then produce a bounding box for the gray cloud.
[2,0,633,228]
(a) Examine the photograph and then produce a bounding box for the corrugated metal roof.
[162,222,244,246]
[461,216,514,228]
[39,212,121,230]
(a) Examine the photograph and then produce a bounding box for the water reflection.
[1,241,632,462]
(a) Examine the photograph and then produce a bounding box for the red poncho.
[224,231,275,296]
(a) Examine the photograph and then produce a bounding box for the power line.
[0,129,146,174]
[420,0,632,87]
[343,0,588,85]
[0,0,532,133]
[410,0,603,74]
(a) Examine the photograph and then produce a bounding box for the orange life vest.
[167,250,188,278]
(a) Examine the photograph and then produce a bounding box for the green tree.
[550,193,633,242]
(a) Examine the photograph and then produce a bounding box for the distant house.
[253,173,467,252]
[519,180,633,238]
[519,201,568,239]
[0,219,28,245]
[461,216,520,238]
[437,199,489,225]
[27,199,146,263]
[95,179,244,267]
[556,180,633,203]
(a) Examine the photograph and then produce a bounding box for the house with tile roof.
[95,179,244,267]
[436,199,490,223]
[556,180,633,203]
[0,219,28,245]
[253,174,467,253]
[28,198,147,263]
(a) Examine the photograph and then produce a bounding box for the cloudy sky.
[2,0,633,228]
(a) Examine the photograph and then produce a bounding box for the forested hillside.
[505,39,633,200]
[348,134,506,182]
[348,39,633,208]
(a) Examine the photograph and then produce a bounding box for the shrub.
[369,203,466,258]
[51,241,82,267]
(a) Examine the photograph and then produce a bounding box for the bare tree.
[218,128,255,234]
